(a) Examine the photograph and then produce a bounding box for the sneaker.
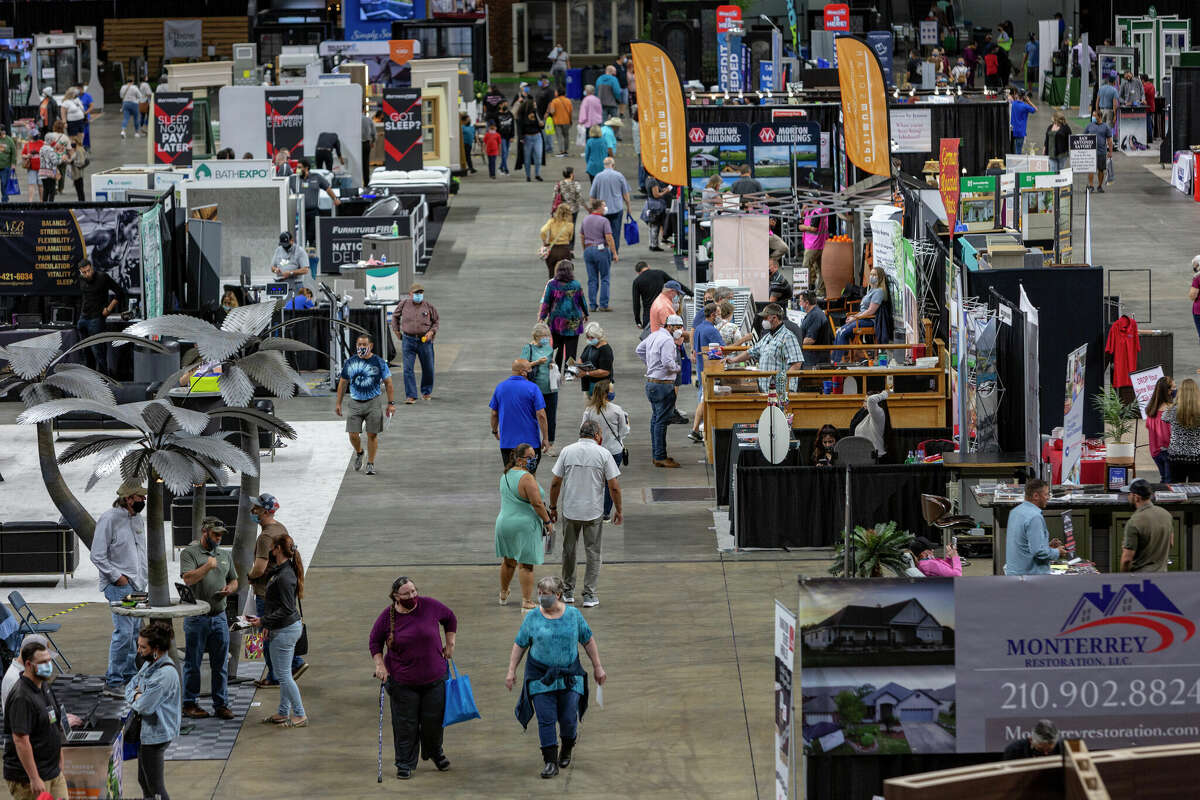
[687,430,704,443]
[365,463,376,475]
[397,768,412,779]
[354,450,364,471]
[120,129,126,139]
[535,176,544,181]
[563,593,575,604]
[582,598,599,608]
[102,685,125,699]
[1097,186,1106,193]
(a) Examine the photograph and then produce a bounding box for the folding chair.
[8,591,69,670]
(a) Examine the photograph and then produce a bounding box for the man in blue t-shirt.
[1096,76,1118,124]
[1084,111,1114,192]
[688,301,726,444]
[1008,90,1037,154]
[490,359,549,471]
[335,334,395,476]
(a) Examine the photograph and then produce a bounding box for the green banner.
[960,176,996,193]
[139,208,163,319]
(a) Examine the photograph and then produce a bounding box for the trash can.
[566,68,584,100]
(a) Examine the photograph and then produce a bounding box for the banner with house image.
[800,578,956,755]
[686,123,749,191]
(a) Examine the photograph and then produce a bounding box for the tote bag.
[443,659,482,726]
[623,213,639,246]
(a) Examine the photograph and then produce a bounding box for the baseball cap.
[117,483,147,498]
[41,86,52,97]
[664,280,683,292]
[409,282,425,293]
[909,535,938,554]
[200,516,227,533]
[279,231,292,245]
[665,314,684,327]
[759,303,785,318]
[19,634,55,659]
[249,493,280,513]
[1122,478,1152,499]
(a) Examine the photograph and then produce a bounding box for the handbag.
[623,213,639,246]
[242,629,266,660]
[575,123,587,148]
[443,659,482,726]
[549,362,561,391]
[598,408,629,466]
[295,598,309,657]
[137,100,149,114]
[551,185,563,212]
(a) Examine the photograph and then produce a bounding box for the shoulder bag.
[598,408,629,466]
[295,597,309,657]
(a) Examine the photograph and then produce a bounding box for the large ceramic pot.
[821,241,854,298]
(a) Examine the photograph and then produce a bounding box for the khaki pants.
[8,774,69,800]
[561,518,603,601]
[803,247,824,295]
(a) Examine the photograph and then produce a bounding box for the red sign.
[771,109,808,120]
[716,5,742,34]
[939,138,961,237]
[758,127,776,143]
[688,127,707,143]
[824,3,850,32]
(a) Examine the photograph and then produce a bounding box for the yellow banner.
[630,41,688,187]
[835,37,891,177]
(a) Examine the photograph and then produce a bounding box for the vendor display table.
[1042,440,1107,485]
[976,486,1200,574]
[942,451,1032,480]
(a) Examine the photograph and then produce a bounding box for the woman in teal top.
[506,576,607,778]
[495,444,552,611]
[584,125,607,181]
[521,321,559,454]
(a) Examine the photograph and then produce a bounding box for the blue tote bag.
[443,659,482,727]
[623,213,639,246]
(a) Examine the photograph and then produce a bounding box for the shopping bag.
[242,629,265,660]
[4,170,18,198]
[443,659,482,726]
[623,213,639,246]
[544,116,556,136]
[575,124,587,148]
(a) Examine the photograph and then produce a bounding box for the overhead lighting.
[957,84,963,96]
[909,86,916,97]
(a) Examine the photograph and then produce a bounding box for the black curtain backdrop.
[967,267,1103,436]
[686,100,1011,177]
[1171,67,1200,158]
[277,307,396,372]
[807,753,1007,800]
[5,1,248,38]
[986,290,1026,454]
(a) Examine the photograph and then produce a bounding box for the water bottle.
[390,221,399,236]
[906,450,915,464]
[916,446,925,462]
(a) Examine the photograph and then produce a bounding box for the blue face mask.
[35,662,53,679]
[525,455,539,472]
[607,391,615,402]
[412,293,424,303]
[586,337,599,346]
[539,337,550,347]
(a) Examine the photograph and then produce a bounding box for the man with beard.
[90,484,148,697]
[76,258,127,374]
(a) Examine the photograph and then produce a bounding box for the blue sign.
[344,0,426,42]
[718,33,744,92]
[760,61,775,91]
[866,30,896,86]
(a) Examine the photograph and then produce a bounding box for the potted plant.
[829,521,914,577]
[1092,386,1138,461]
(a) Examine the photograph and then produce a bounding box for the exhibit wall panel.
[181,183,288,281]
[217,85,366,186]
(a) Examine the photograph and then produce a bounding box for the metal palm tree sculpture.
[17,398,295,606]
[0,330,170,549]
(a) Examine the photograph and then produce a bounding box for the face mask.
[606,391,615,402]
[357,346,370,358]
[586,337,599,346]
[538,594,557,610]
[525,455,539,472]
[135,653,150,669]
[130,500,145,515]
[762,320,774,331]
[1171,388,1178,399]
[672,329,683,340]
[397,596,417,610]
[251,510,262,524]
[539,337,550,347]
[412,293,424,303]
[221,303,232,312]
[35,662,53,679]
[869,274,879,286]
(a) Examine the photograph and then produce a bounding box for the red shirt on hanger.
[1104,316,1140,387]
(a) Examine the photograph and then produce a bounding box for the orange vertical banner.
[939,138,961,235]
[835,36,891,177]
[630,41,688,187]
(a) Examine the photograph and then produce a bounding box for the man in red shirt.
[483,122,501,179]
[1141,74,1156,143]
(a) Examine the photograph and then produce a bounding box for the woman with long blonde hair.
[1165,378,1200,481]
[539,202,575,279]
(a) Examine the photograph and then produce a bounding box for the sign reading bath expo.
[799,576,1200,756]
[191,160,274,181]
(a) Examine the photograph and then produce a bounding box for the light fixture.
[892,86,900,98]
[737,90,744,102]
[690,90,696,103]
[909,86,916,97]
[724,90,729,101]
[957,84,963,96]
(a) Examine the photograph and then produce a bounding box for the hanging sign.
[823,3,850,31]
[382,88,424,170]
[1070,134,1098,174]
[750,122,820,190]
[939,138,961,235]
[265,89,305,158]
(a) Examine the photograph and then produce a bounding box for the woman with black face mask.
[506,575,607,779]
[126,621,180,800]
[368,576,458,780]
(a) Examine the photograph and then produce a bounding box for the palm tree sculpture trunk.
[36,421,96,549]
[146,469,170,607]
[228,420,261,675]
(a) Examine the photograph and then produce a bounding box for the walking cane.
[377,682,386,782]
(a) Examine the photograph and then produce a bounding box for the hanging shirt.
[1104,316,1139,388]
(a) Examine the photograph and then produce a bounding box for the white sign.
[889,108,932,153]
[997,303,1012,326]
[919,19,939,45]
[1130,365,1166,418]
[774,601,796,800]
[1070,134,1097,174]
[1034,170,1073,189]
[164,19,202,60]
[819,132,831,168]
[191,160,274,181]
[869,205,902,291]
[1062,343,1088,485]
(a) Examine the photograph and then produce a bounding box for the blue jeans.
[121,101,140,133]
[523,134,543,178]
[268,620,305,718]
[1011,135,1024,154]
[76,315,107,373]
[401,334,435,399]
[103,582,140,688]
[531,689,580,747]
[1154,452,1171,483]
[583,245,612,310]
[256,595,303,681]
[833,318,875,362]
[605,211,623,253]
[645,381,677,461]
[500,138,510,171]
[1193,313,1200,344]
[603,483,613,518]
[183,613,230,709]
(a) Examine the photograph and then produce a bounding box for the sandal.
[261,715,288,725]
[521,600,537,611]
[283,717,308,728]
[499,589,510,606]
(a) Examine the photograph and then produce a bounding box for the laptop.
[174,582,196,604]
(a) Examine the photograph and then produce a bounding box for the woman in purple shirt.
[369,576,458,780]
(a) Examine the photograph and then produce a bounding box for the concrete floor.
[5,99,1200,799]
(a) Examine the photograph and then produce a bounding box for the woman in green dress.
[495,443,553,611]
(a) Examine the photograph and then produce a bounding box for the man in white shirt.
[90,483,148,696]
[548,44,570,90]
[549,420,622,607]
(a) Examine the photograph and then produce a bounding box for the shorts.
[344,395,384,434]
[1096,152,1107,173]
[26,170,36,186]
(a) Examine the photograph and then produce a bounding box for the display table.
[112,600,211,665]
[975,486,1200,574]
[1042,441,1107,485]
[942,451,1032,480]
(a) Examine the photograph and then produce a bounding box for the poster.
[866,30,895,86]
[152,92,194,166]
[889,108,932,153]
[835,36,890,176]
[823,3,849,31]
[0,211,86,295]
[959,176,997,230]
[716,6,744,92]
[265,89,305,159]
[750,122,819,190]
[139,208,163,319]
[1020,286,1041,467]
[318,40,416,88]
[1119,109,1148,153]
[381,88,424,171]
[938,138,961,235]
[1061,343,1088,485]
[686,122,749,190]
[896,237,919,344]
[429,0,483,18]
[1070,134,1097,174]
[919,20,939,45]
[317,215,405,273]
[191,160,273,181]
[345,0,421,42]
[774,601,796,800]
[163,19,201,60]
[1130,365,1165,418]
